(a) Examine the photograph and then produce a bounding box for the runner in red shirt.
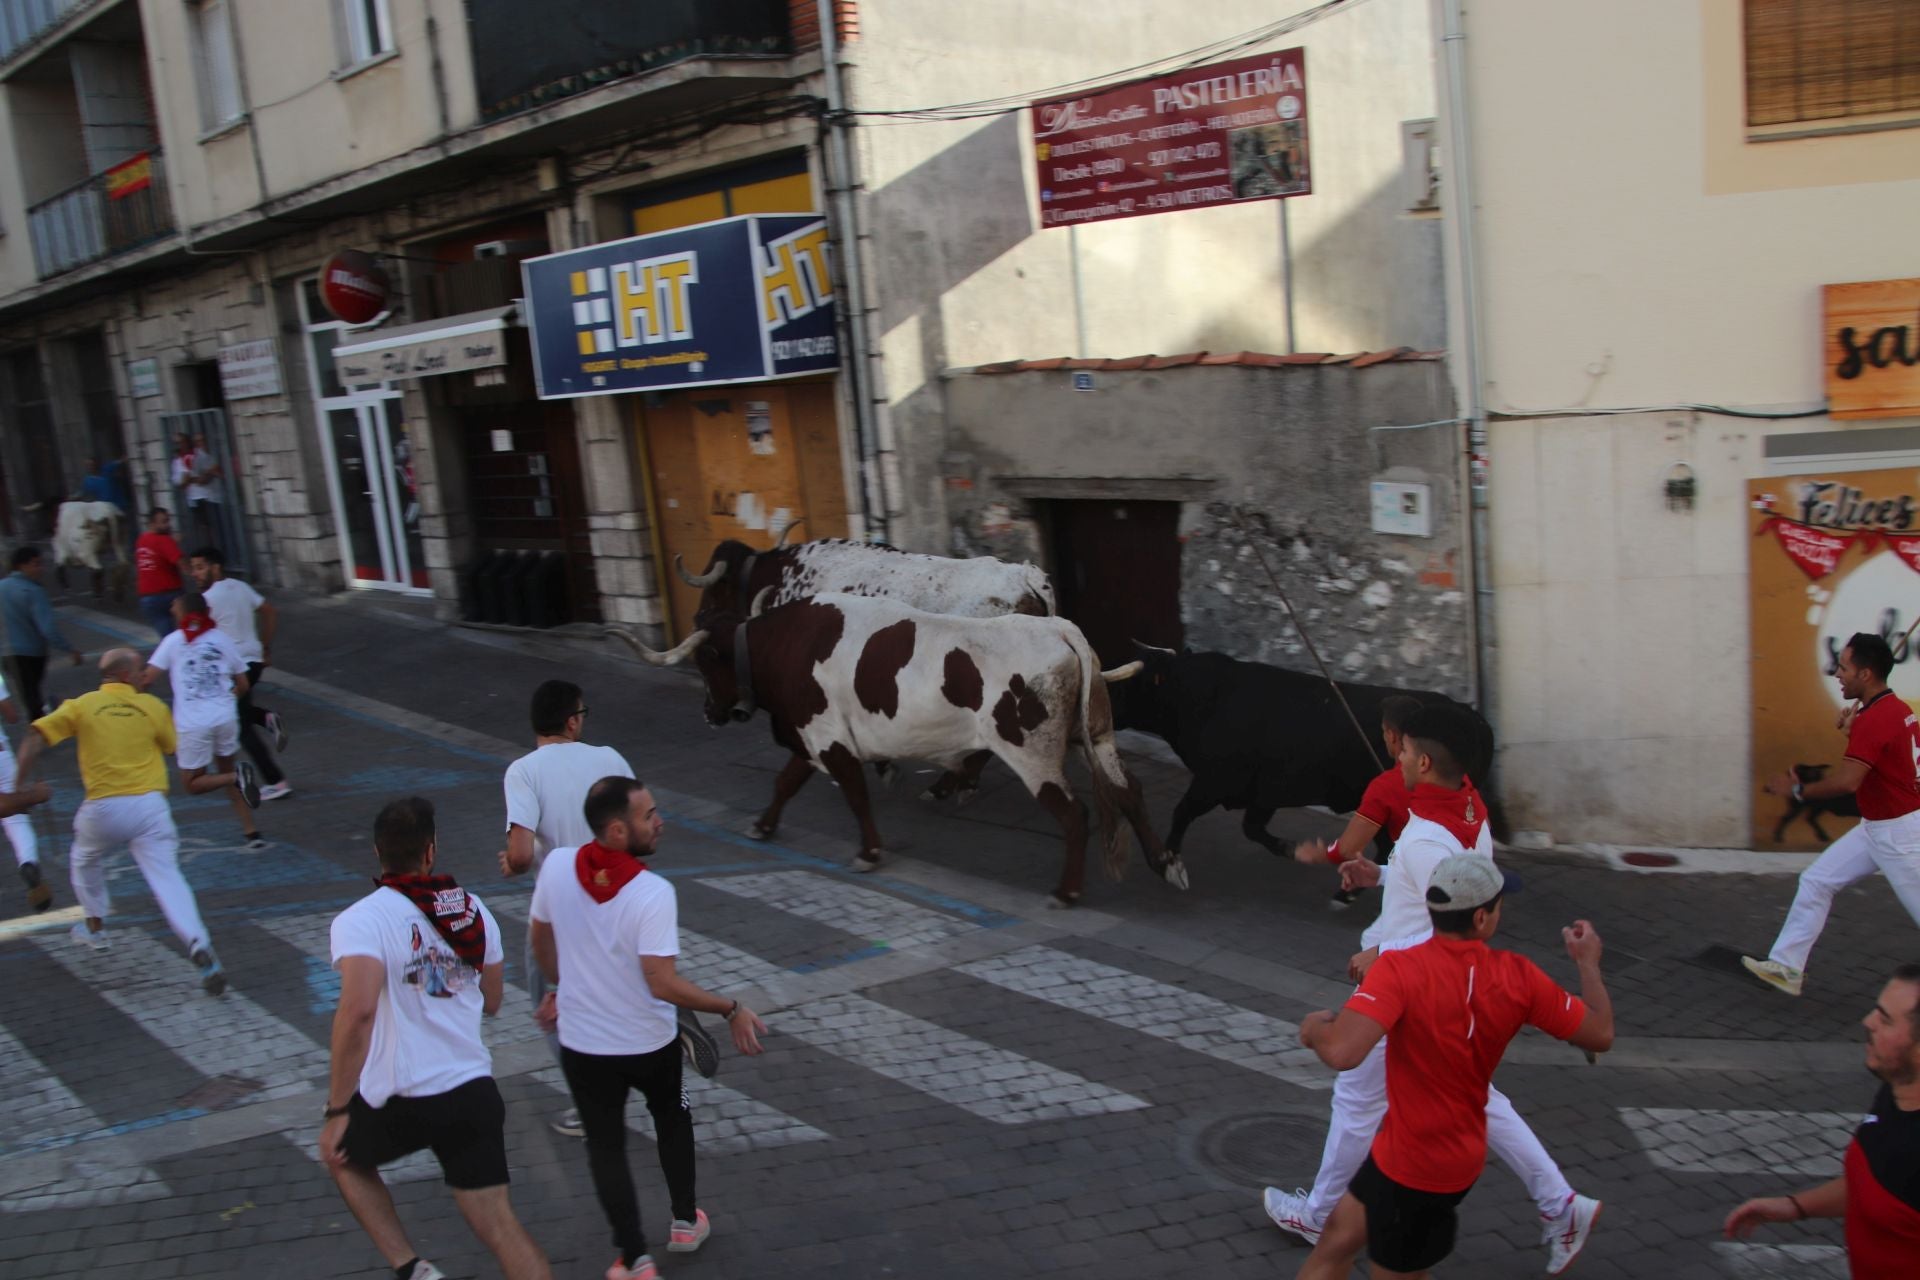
[1746,632,1920,997]
[1293,695,1423,906]
[1297,855,1615,1278]
[1725,964,1920,1279]
[134,506,186,639]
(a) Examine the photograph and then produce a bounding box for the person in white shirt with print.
[322,796,552,1280]
[140,590,262,846]
[498,678,634,1136]
[1264,704,1602,1275]
[189,545,291,800]
[529,776,767,1280]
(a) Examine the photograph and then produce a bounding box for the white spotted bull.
[611,592,1186,907]
[52,500,123,573]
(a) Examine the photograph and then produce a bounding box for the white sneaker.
[1740,956,1804,997]
[550,1107,584,1137]
[260,781,293,801]
[1543,1194,1601,1274]
[1262,1186,1322,1245]
[69,922,109,952]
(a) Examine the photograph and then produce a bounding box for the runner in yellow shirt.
[15,648,225,993]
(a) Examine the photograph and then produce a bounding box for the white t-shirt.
[203,578,265,661]
[330,886,503,1107]
[530,846,679,1057]
[1361,813,1496,952]
[503,741,634,867]
[146,628,246,731]
[172,454,215,504]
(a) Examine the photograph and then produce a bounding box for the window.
[190,0,244,132]
[340,0,393,66]
[1745,0,1920,130]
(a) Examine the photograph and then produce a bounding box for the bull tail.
[1064,629,1133,881]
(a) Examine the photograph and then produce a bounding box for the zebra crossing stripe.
[702,870,981,954]
[774,993,1149,1124]
[33,927,327,1100]
[955,946,1334,1090]
[527,1065,830,1155]
[1618,1107,1852,1177]
[484,892,788,992]
[0,1022,172,1211]
[1709,1241,1847,1278]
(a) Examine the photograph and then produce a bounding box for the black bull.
[1110,649,1502,857]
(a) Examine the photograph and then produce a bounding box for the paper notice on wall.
[771,508,793,540]
[737,492,766,530]
[746,402,775,456]
[490,429,513,453]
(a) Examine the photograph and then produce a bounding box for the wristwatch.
[323,1102,351,1119]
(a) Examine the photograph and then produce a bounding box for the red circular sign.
[320,249,390,325]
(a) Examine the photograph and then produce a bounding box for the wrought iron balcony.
[26,148,174,279]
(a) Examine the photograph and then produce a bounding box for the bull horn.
[750,586,775,617]
[674,554,725,588]
[1100,661,1144,683]
[773,517,806,549]
[602,626,708,667]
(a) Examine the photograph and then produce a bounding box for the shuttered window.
[1745,1,1920,128]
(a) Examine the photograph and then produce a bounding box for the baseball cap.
[1425,854,1522,911]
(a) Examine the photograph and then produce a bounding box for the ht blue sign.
[521,214,838,399]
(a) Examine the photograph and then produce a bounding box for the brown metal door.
[1047,499,1184,667]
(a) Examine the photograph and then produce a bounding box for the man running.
[499,679,634,1137]
[0,668,51,910]
[1,545,83,719]
[190,546,290,801]
[1744,632,1920,997]
[14,648,225,993]
[1297,694,1422,907]
[134,506,187,638]
[322,797,551,1280]
[140,590,263,847]
[1724,963,1920,1276]
[1266,704,1602,1274]
[1296,855,1615,1279]
[529,776,767,1280]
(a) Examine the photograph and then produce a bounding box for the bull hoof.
[750,822,777,841]
[1160,858,1190,891]
[953,786,980,809]
[918,786,944,804]
[1046,892,1080,910]
[873,764,895,791]
[850,851,884,873]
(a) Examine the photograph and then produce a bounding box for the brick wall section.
[789,0,858,50]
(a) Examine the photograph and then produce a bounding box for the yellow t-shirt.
[33,683,175,800]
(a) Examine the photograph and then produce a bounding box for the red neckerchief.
[576,840,646,904]
[375,873,487,966]
[179,611,215,641]
[1408,778,1487,849]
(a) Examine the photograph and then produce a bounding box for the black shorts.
[340,1076,508,1190]
[1351,1155,1473,1273]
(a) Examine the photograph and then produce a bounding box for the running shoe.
[679,1011,720,1079]
[70,922,109,952]
[396,1261,447,1280]
[550,1107,584,1137]
[236,760,262,809]
[1740,956,1804,997]
[1262,1186,1322,1245]
[1544,1194,1601,1274]
[244,831,268,851]
[667,1209,710,1253]
[264,710,289,752]
[606,1256,658,1280]
[191,946,226,996]
[20,861,51,912]
[260,781,293,801]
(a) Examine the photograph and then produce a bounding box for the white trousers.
[0,746,36,868]
[1768,808,1920,973]
[69,793,209,952]
[1301,1036,1574,1226]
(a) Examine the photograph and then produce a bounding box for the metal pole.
[1279,199,1297,354]
[1069,225,1089,358]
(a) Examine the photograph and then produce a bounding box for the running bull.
[612,593,1187,907]
[1113,644,1498,858]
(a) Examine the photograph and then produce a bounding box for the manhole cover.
[179,1073,264,1112]
[1194,1112,1327,1188]
[1622,851,1679,867]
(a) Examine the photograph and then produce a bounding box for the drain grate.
[1195,1112,1328,1188]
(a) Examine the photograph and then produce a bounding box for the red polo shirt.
[1357,766,1414,840]
[1845,691,1920,822]
[1846,1082,1920,1279]
[1346,935,1588,1193]
[134,531,183,596]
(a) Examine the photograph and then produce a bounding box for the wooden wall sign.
[1825,278,1920,420]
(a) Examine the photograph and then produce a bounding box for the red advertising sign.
[320,249,391,325]
[1031,48,1308,229]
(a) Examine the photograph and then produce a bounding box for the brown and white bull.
[612,592,1187,907]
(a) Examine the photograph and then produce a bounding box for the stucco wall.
[942,360,1470,696]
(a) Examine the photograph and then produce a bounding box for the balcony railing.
[0,0,86,65]
[26,149,174,279]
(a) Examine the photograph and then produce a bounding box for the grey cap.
[1425,854,1520,911]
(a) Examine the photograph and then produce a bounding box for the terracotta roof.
[961,349,1443,375]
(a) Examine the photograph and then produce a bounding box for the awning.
[334,304,517,387]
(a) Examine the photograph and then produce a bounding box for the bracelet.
[724,999,741,1020]
[323,1102,350,1119]
[1786,1194,1806,1220]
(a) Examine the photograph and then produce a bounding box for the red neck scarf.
[179,611,215,641]
[576,840,646,904]
[375,873,487,965]
[1408,779,1487,850]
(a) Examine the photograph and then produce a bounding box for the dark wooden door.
[1046,499,1183,667]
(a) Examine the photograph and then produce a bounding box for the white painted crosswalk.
[0,1023,171,1211]
[1618,1107,1852,1177]
[1711,1241,1848,1278]
[703,870,981,953]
